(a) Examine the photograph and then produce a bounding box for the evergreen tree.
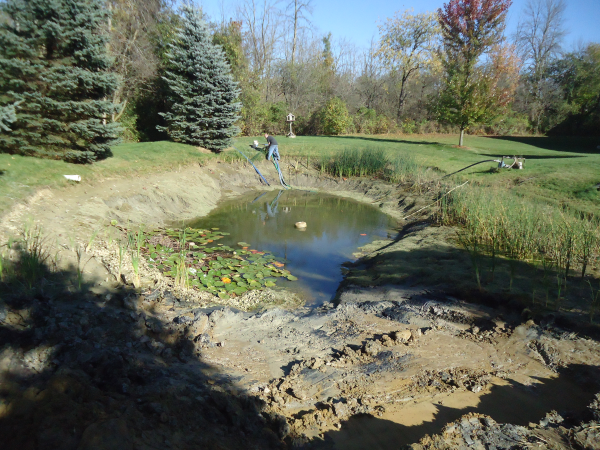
[158,7,241,151]
[0,0,121,163]
[0,103,18,132]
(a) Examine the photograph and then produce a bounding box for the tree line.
[0,0,599,162]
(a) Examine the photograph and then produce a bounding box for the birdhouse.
[286,113,296,138]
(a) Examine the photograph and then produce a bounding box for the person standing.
[264,133,280,161]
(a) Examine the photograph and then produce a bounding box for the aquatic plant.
[326,146,388,178]
[117,239,126,282]
[75,245,89,292]
[138,227,296,300]
[385,153,419,183]
[457,231,483,291]
[439,183,600,306]
[86,227,101,252]
[20,224,52,290]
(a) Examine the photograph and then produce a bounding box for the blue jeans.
[267,145,279,161]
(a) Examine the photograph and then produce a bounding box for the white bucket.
[64,175,81,182]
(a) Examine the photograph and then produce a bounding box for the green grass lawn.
[2,134,599,217]
[232,134,600,216]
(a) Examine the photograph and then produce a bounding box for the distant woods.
[1,0,599,161]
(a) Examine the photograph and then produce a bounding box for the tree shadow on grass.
[486,136,600,154]
[313,364,600,450]
[473,154,586,160]
[318,135,446,148]
[0,247,286,449]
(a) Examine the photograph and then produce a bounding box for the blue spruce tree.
[158,7,241,151]
[0,0,121,163]
[0,104,18,132]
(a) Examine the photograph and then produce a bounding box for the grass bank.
[0,141,212,215]
[4,134,599,218]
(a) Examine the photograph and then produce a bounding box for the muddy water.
[326,372,596,449]
[189,190,396,304]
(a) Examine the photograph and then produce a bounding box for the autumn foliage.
[435,0,519,145]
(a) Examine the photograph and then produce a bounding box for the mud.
[2,159,600,449]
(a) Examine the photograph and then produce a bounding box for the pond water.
[189,190,397,305]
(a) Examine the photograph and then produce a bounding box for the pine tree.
[158,7,241,151]
[0,0,121,163]
[0,104,18,132]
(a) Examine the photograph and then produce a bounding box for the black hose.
[441,159,498,179]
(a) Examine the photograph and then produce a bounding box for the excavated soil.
[1,159,600,450]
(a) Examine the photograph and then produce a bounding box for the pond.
[188,190,397,305]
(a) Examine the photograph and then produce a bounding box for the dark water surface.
[189,190,396,305]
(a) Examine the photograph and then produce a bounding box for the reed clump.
[324,147,388,178]
[385,153,420,183]
[439,184,600,312]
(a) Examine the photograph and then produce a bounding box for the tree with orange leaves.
[434,0,520,146]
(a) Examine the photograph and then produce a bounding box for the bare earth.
[1,160,599,450]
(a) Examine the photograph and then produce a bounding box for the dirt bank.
[2,160,600,449]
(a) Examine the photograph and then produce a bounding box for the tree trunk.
[291,0,297,65]
[459,128,465,146]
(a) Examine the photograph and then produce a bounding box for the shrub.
[353,107,377,134]
[321,97,353,135]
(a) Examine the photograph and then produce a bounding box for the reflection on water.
[189,190,396,304]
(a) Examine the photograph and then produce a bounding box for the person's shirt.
[266,135,278,147]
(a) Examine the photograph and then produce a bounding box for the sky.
[201,0,600,51]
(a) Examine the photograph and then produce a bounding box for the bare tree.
[515,0,567,132]
[357,39,385,110]
[107,0,172,121]
[238,0,282,75]
[377,10,440,120]
[286,0,312,65]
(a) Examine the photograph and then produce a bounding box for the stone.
[333,402,349,418]
[188,315,209,338]
[409,328,421,342]
[77,418,133,450]
[364,340,383,356]
[144,289,161,302]
[394,330,412,343]
[381,335,394,346]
